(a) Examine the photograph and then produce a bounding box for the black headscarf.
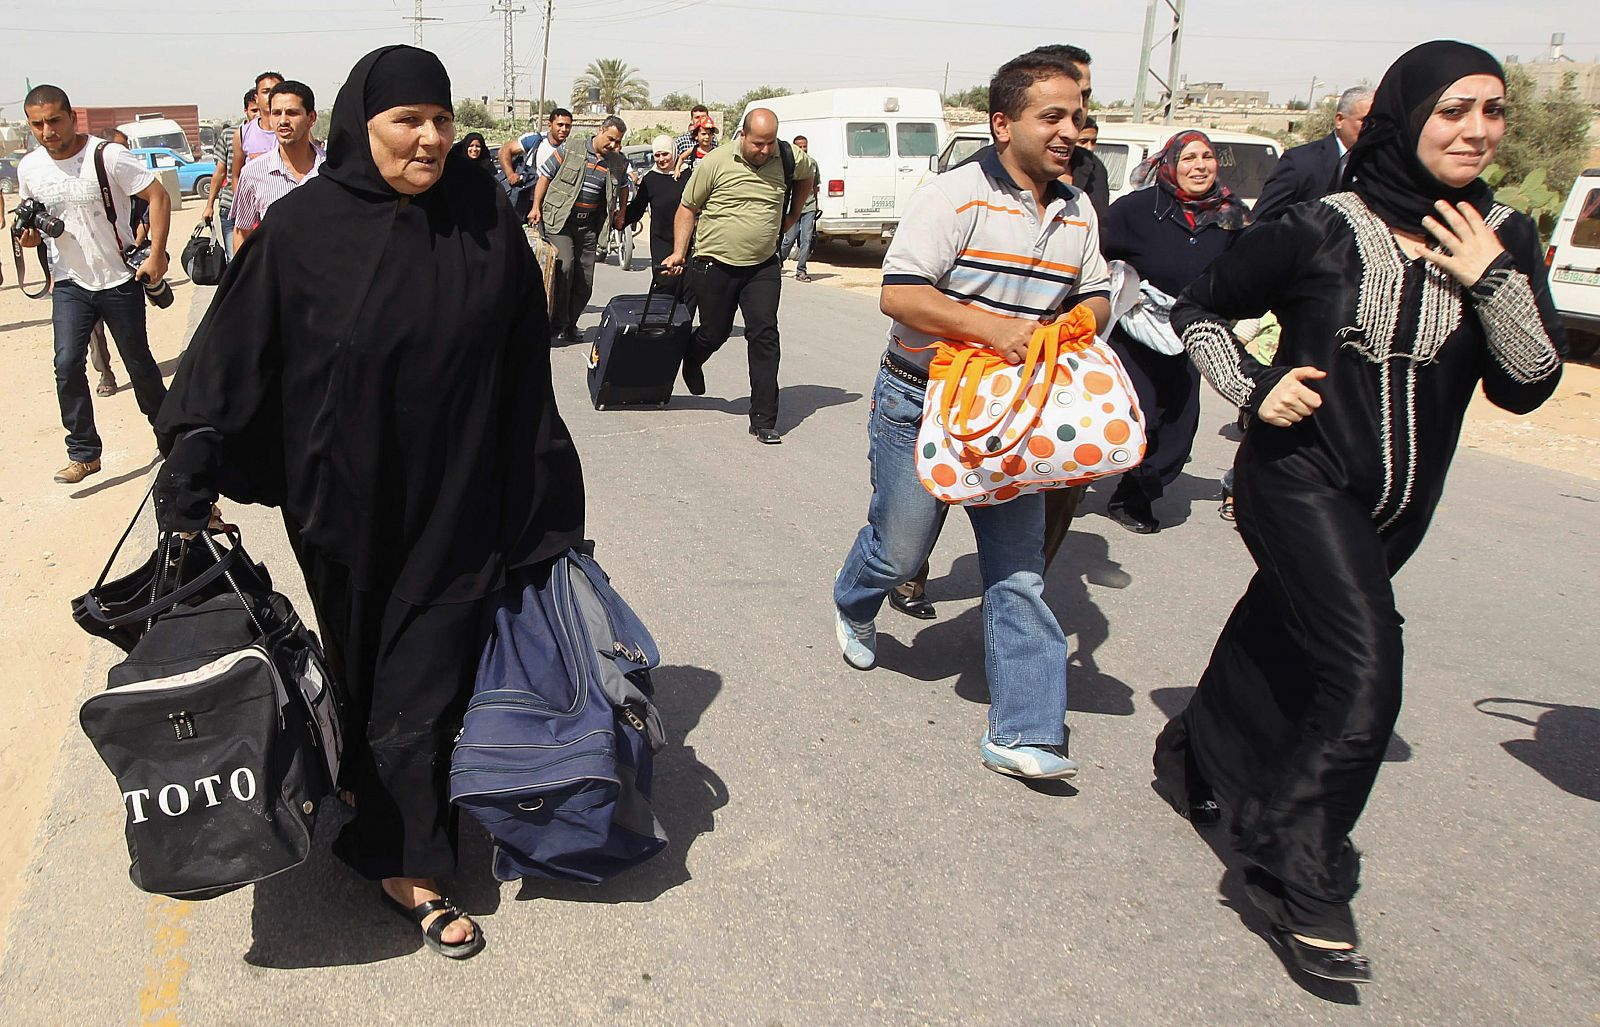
[452,132,495,175]
[158,45,584,604]
[1344,40,1505,230]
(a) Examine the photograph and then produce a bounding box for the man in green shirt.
[663,108,814,444]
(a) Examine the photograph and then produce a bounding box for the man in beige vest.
[531,116,629,344]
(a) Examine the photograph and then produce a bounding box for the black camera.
[10,197,65,239]
[124,244,175,309]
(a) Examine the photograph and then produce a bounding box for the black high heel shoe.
[1271,930,1373,984]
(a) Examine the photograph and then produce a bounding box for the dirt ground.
[0,200,207,957]
[0,213,1593,961]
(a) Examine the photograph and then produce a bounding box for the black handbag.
[180,219,227,286]
[71,486,267,653]
[76,502,345,900]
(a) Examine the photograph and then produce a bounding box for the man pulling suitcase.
[661,108,815,445]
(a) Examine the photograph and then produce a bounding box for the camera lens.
[142,277,175,310]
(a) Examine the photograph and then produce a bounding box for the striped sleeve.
[881,179,965,287]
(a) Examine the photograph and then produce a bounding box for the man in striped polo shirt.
[832,49,1110,782]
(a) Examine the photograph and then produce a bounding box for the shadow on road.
[244,664,727,963]
[1475,698,1600,802]
[875,533,1135,717]
[1078,470,1224,531]
[515,663,728,905]
[69,456,159,499]
[243,802,439,967]
[667,383,861,434]
[0,317,52,333]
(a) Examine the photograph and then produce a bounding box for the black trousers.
[287,521,488,881]
[686,255,782,430]
[551,221,600,334]
[1107,333,1201,506]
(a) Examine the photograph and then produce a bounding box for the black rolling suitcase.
[588,278,692,410]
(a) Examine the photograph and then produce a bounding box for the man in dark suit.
[1251,85,1373,223]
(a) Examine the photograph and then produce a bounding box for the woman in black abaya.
[154,46,584,959]
[1156,41,1563,982]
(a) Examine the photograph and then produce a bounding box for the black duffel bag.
[180,218,227,286]
[76,511,345,900]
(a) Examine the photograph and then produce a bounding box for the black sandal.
[383,891,485,960]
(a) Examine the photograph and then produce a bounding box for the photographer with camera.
[17,84,172,485]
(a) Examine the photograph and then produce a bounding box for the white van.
[738,88,948,246]
[936,121,1282,207]
[117,116,193,159]
[1546,167,1600,360]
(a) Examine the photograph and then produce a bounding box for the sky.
[2,0,1596,121]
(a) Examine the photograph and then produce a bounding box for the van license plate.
[1554,267,1600,286]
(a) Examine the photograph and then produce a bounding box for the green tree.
[942,85,988,110]
[1495,65,1591,201]
[657,92,701,111]
[1290,97,1336,146]
[570,58,650,115]
[455,97,496,129]
[720,86,791,127]
[625,123,676,147]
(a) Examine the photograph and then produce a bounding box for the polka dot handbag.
[915,306,1147,506]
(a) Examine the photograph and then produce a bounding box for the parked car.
[1546,167,1600,360]
[935,121,1282,208]
[129,147,218,197]
[622,144,653,183]
[0,157,18,195]
[738,88,949,247]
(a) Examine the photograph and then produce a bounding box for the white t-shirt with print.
[17,138,155,290]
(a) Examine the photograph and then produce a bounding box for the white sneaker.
[980,732,1079,780]
[832,570,877,670]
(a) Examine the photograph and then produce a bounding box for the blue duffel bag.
[450,547,667,884]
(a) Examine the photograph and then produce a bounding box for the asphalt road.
[4,258,1597,1025]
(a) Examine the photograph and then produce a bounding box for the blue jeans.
[52,278,166,462]
[781,210,817,274]
[834,368,1069,745]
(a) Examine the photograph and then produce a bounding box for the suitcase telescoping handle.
[640,271,681,329]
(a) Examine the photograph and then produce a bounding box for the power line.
[404,0,444,46]
[490,0,526,117]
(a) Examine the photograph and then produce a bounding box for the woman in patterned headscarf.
[1099,129,1250,533]
[1155,41,1564,983]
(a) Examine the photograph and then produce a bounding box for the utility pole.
[1305,74,1325,110]
[942,63,949,99]
[491,0,526,120]
[1131,0,1186,124]
[537,0,553,124]
[404,0,442,46]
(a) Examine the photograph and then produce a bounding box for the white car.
[1546,167,1600,360]
[936,121,1282,208]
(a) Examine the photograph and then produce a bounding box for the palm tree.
[570,58,650,115]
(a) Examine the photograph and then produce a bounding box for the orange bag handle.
[931,323,1060,460]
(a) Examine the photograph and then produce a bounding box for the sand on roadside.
[0,200,208,960]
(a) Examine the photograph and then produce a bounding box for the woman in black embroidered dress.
[1155,41,1563,983]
